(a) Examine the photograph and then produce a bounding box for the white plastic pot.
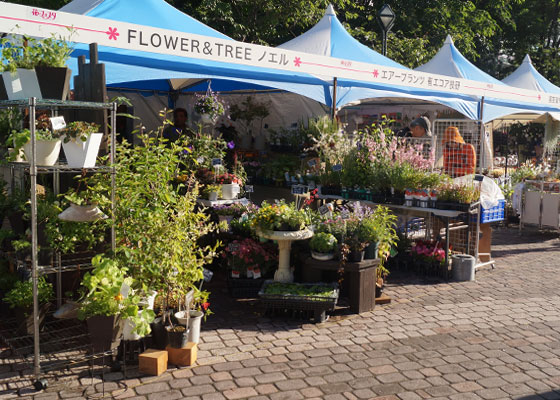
[23,139,61,166]
[311,251,334,261]
[221,183,240,200]
[2,69,42,100]
[187,310,203,344]
[208,191,219,201]
[174,310,189,326]
[123,318,142,341]
[200,114,216,125]
[58,203,106,222]
[62,133,103,168]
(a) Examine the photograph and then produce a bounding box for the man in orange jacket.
[442,126,476,177]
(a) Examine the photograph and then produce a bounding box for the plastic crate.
[480,199,506,223]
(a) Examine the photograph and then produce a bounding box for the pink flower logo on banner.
[294,57,302,67]
[107,27,119,40]
[373,69,379,78]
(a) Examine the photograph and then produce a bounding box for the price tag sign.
[332,164,343,172]
[291,185,307,195]
[245,185,254,193]
[50,116,66,131]
[203,268,214,282]
[308,182,316,190]
[307,159,317,168]
[240,198,250,206]
[212,158,222,166]
[228,243,240,252]
[319,205,329,215]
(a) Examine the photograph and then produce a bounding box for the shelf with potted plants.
[0,96,118,385]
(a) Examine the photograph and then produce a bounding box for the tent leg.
[478,96,485,174]
[331,77,338,121]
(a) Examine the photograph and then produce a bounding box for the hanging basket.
[58,203,107,222]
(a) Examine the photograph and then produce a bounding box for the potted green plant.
[78,255,154,352]
[60,121,103,168]
[358,218,379,260]
[7,114,62,166]
[4,277,54,335]
[34,34,74,100]
[201,184,222,201]
[0,107,23,157]
[0,35,42,100]
[310,232,337,261]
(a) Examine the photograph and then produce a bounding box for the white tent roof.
[502,55,560,94]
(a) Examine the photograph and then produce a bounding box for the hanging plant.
[194,86,225,120]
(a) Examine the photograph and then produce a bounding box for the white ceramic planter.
[200,114,216,125]
[311,251,335,261]
[221,183,240,200]
[23,139,61,166]
[2,69,42,100]
[58,203,106,222]
[208,191,219,201]
[187,310,204,344]
[62,133,103,168]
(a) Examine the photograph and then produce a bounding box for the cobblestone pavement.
[3,227,560,399]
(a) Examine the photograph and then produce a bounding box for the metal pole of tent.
[30,97,40,378]
[478,96,485,174]
[331,77,338,121]
[111,102,117,252]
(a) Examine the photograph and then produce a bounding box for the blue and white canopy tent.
[278,6,481,122]
[59,0,335,130]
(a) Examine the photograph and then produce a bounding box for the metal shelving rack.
[0,98,117,387]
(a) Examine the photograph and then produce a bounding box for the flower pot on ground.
[61,122,103,168]
[310,232,337,261]
[4,277,54,335]
[187,310,203,344]
[35,66,71,100]
[166,325,188,348]
[150,316,169,350]
[87,315,124,352]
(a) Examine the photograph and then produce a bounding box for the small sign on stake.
[307,159,317,168]
[291,185,307,195]
[49,116,66,131]
[244,185,254,193]
[332,164,343,172]
[212,158,222,166]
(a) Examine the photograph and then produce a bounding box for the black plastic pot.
[166,326,188,348]
[150,317,169,350]
[349,250,365,263]
[87,315,124,353]
[364,242,378,260]
[8,211,27,236]
[35,66,72,100]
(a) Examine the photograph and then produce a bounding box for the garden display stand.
[257,229,313,283]
[0,97,117,390]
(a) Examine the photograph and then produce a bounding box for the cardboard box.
[166,342,197,366]
[139,349,168,376]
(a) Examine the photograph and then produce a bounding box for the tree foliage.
[6,0,560,84]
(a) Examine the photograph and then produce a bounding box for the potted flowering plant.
[60,121,102,168]
[410,240,448,276]
[216,173,242,200]
[7,114,62,166]
[310,232,337,261]
[194,88,225,124]
[251,200,311,233]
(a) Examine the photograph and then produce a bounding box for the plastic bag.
[453,174,504,209]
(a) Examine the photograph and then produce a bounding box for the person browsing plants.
[442,126,476,178]
[163,108,195,144]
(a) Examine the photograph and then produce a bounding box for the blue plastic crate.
[480,199,505,223]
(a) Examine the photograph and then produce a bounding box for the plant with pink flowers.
[411,240,448,266]
[222,238,277,278]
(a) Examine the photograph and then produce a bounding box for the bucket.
[452,254,475,281]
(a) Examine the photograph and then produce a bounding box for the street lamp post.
[377,4,395,56]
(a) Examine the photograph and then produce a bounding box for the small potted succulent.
[60,121,103,168]
[4,277,54,335]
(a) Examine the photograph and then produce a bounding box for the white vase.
[146,291,157,310]
[58,203,107,222]
[23,139,61,166]
[62,133,103,168]
[2,69,42,100]
[187,310,203,344]
[221,183,240,200]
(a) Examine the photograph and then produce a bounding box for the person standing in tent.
[163,108,195,143]
[397,116,432,138]
[442,126,476,177]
